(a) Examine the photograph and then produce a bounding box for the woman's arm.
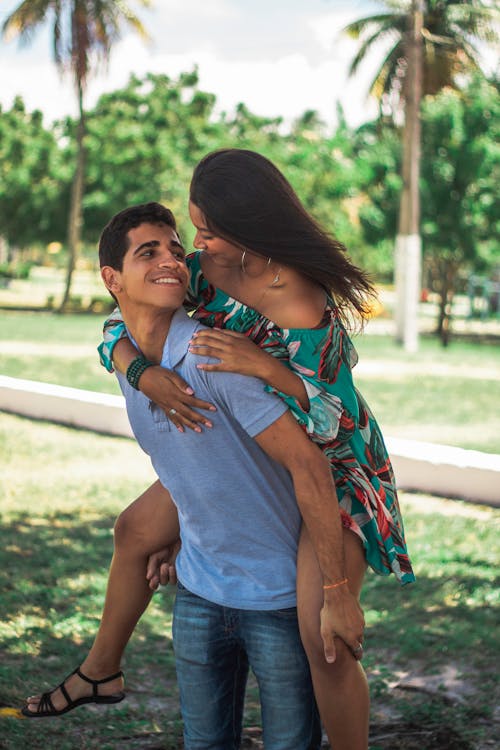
[189,328,309,410]
[99,312,216,431]
[189,326,357,446]
[116,339,217,432]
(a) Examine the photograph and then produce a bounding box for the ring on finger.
[169,408,177,416]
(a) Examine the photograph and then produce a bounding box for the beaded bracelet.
[126,355,155,390]
[323,578,349,590]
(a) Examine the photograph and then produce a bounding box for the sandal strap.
[74,667,124,698]
[59,680,72,707]
[37,690,56,714]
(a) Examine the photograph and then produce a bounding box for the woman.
[25,149,414,749]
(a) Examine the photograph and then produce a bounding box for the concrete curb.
[1,375,499,506]
[385,437,499,506]
[0,375,133,439]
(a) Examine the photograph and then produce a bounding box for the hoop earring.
[266,256,281,286]
[241,250,247,274]
[271,268,281,286]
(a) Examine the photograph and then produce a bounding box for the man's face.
[103,222,189,311]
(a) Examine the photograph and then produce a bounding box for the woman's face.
[189,201,242,268]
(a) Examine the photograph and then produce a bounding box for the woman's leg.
[297,525,369,750]
[26,480,179,712]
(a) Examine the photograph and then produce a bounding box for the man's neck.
[121,305,175,364]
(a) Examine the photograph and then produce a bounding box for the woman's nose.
[193,232,205,250]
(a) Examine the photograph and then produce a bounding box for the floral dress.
[99,252,415,585]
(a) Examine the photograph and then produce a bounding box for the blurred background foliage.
[0,69,498,332]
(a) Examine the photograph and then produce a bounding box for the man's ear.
[101,266,123,295]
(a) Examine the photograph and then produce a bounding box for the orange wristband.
[323,578,348,590]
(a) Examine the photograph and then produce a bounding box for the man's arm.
[253,411,365,662]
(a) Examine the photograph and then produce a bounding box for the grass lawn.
[1,309,500,453]
[352,331,500,452]
[1,412,498,748]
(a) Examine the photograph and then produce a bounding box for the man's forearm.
[290,449,346,584]
[254,411,365,658]
[254,411,345,582]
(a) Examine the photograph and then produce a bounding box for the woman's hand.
[189,328,309,409]
[138,365,216,432]
[188,329,271,379]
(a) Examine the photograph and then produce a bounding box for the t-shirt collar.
[126,307,199,371]
[162,307,200,369]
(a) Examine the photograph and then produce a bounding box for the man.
[99,202,364,750]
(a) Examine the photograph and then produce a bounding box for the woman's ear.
[101,266,123,294]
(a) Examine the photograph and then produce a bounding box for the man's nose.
[158,250,178,266]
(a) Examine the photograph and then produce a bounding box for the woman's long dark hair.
[190,148,376,328]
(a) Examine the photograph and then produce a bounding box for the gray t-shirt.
[117,308,301,610]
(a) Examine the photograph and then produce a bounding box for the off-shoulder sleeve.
[264,311,360,445]
[97,307,127,373]
[185,252,206,309]
[264,378,346,445]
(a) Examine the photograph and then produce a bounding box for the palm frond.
[348,22,403,78]
[343,12,402,39]
[369,49,402,101]
[114,0,151,40]
[344,0,499,108]
[3,0,152,89]
[2,0,53,42]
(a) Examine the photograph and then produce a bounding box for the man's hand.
[146,539,181,590]
[320,586,365,663]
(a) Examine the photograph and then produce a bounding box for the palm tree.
[344,0,499,350]
[2,0,152,311]
[345,0,498,105]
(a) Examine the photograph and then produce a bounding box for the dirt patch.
[113,660,498,749]
[367,721,474,749]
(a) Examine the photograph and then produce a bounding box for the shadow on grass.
[360,570,498,750]
[0,511,182,750]
[363,571,498,668]
[1,510,498,749]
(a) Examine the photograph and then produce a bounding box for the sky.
[0,0,385,130]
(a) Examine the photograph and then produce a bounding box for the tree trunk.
[436,281,447,337]
[436,259,457,347]
[395,0,424,352]
[59,80,85,313]
[440,289,454,347]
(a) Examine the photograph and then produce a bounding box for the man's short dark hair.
[99,202,177,270]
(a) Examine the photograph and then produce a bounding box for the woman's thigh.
[114,479,180,553]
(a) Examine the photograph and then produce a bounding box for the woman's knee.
[113,502,148,551]
[113,483,177,555]
[305,632,358,679]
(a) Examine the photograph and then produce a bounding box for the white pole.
[395,0,424,352]
[395,233,421,352]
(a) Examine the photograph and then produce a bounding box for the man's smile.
[152,276,183,285]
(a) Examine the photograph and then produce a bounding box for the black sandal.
[21,666,125,718]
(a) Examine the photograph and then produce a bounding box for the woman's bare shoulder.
[267,277,327,330]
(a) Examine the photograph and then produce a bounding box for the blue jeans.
[173,583,321,750]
